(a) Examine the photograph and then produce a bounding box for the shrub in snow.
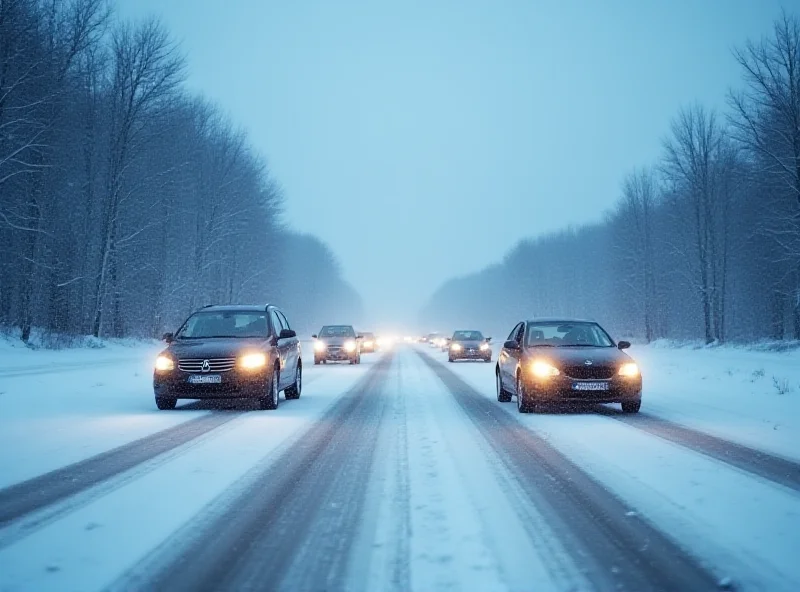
[772,377,793,395]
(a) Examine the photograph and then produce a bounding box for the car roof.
[197,304,271,313]
[525,318,597,324]
[321,324,354,328]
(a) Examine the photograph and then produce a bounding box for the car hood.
[168,338,267,359]
[524,346,630,366]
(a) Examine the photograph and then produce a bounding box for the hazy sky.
[118,0,786,327]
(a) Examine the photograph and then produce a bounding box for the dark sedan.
[448,330,492,362]
[313,325,362,364]
[152,304,302,410]
[496,319,642,414]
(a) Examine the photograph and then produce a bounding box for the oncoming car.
[313,325,362,364]
[496,319,642,414]
[448,330,492,362]
[360,332,377,353]
[153,304,302,411]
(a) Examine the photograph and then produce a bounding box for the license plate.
[572,382,609,391]
[188,374,221,384]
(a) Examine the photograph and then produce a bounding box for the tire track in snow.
[116,352,395,592]
[594,407,800,493]
[0,412,239,528]
[416,349,719,592]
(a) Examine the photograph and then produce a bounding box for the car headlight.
[344,340,356,352]
[531,360,560,378]
[450,343,462,351]
[240,352,267,370]
[364,341,374,348]
[479,343,490,351]
[314,340,326,352]
[618,362,640,377]
[155,355,174,372]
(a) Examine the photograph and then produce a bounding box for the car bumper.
[315,350,356,362]
[523,375,641,404]
[153,369,269,399]
[450,350,491,360]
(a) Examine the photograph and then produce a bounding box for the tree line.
[0,0,362,343]
[421,11,800,344]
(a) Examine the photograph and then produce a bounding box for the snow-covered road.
[0,344,798,591]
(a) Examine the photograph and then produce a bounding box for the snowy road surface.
[0,344,799,591]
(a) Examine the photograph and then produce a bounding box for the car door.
[269,309,290,389]
[501,323,524,392]
[277,309,299,379]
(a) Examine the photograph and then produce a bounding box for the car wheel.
[484,357,492,363]
[516,374,533,413]
[496,370,511,402]
[314,358,320,365]
[155,397,177,410]
[259,367,279,410]
[448,356,454,363]
[621,400,641,414]
[285,363,302,400]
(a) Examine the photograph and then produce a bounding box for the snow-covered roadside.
[631,344,800,461]
[0,341,173,488]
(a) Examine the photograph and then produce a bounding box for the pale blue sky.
[118,0,787,326]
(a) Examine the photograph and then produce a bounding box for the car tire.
[484,357,492,363]
[496,370,511,402]
[155,397,177,410]
[448,356,454,363]
[314,358,320,365]
[621,400,641,414]
[516,374,533,413]
[259,367,279,410]
[285,364,302,400]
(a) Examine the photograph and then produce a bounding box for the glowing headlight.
[450,343,462,351]
[314,340,326,352]
[240,352,267,370]
[364,341,374,348]
[531,360,560,378]
[618,362,640,377]
[479,343,490,351]
[344,340,356,352]
[155,355,174,372]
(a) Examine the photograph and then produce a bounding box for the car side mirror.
[279,329,296,339]
[162,332,174,343]
[311,334,318,339]
[486,337,492,342]
[618,340,631,350]
[503,340,520,350]
[357,334,364,339]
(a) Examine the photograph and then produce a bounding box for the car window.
[176,312,268,339]
[524,322,614,347]
[452,331,484,341]
[270,310,284,336]
[277,310,291,331]
[506,323,521,342]
[319,325,356,338]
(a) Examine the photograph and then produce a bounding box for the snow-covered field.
[0,339,798,591]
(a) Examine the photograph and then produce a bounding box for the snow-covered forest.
[422,11,800,343]
[0,0,362,342]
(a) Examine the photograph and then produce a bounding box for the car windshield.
[452,330,484,341]
[176,312,267,339]
[362,333,375,339]
[319,326,356,338]
[525,322,614,347]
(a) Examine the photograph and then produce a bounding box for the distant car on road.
[496,319,641,414]
[360,332,377,353]
[313,325,362,364]
[153,304,302,411]
[448,330,492,362]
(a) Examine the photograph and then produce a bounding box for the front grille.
[562,365,615,380]
[327,346,342,353]
[178,358,237,372]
